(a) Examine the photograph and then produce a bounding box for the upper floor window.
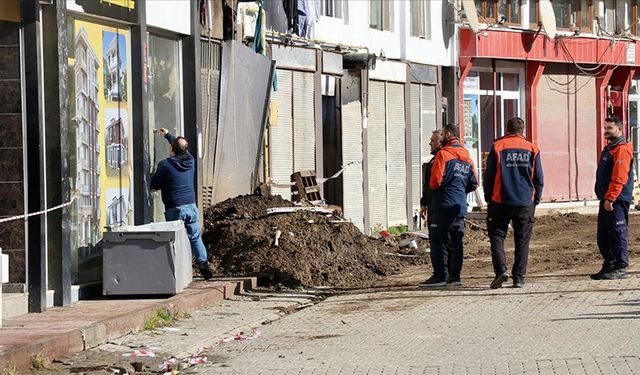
[473,0,522,24]
[370,0,393,31]
[410,0,430,39]
[606,0,640,36]
[321,0,342,19]
[554,0,592,30]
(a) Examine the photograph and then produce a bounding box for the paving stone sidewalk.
[187,275,640,375]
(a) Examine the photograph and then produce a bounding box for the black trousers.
[486,203,535,278]
[427,208,453,278]
[597,200,630,270]
[429,211,465,280]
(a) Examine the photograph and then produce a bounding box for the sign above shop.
[71,0,138,24]
[0,0,20,22]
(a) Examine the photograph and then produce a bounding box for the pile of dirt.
[202,195,429,289]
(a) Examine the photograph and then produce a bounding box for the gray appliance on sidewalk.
[102,221,193,295]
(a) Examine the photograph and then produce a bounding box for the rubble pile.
[202,195,429,289]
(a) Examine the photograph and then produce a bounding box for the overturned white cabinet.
[102,221,193,296]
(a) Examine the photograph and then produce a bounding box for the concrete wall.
[314,0,452,67]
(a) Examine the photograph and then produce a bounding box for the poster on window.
[67,18,133,284]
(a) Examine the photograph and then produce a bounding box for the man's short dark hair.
[443,124,460,138]
[171,136,189,156]
[605,115,623,129]
[506,117,525,134]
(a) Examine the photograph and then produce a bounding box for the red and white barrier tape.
[0,192,77,224]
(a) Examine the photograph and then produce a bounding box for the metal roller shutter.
[421,85,437,162]
[386,82,407,226]
[293,71,316,171]
[270,69,293,199]
[367,81,388,229]
[342,93,364,231]
[410,84,421,220]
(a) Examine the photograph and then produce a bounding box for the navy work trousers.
[597,200,630,270]
[428,211,465,281]
[486,203,535,278]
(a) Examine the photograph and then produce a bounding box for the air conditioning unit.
[237,2,265,42]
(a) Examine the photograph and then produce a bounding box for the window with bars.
[321,0,342,18]
[530,0,593,31]
[471,0,522,24]
[410,0,430,39]
[370,0,393,31]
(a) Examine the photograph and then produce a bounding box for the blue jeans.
[164,203,208,264]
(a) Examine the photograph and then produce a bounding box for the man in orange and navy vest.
[484,117,543,289]
[591,115,634,280]
[420,124,478,287]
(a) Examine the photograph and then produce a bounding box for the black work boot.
[198,261,214,280]
[490,272,509,289]
[590,265,615,280]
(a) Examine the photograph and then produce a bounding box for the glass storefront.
[67,18,133,285]
[148,34,183,222]
[463,70,523,180]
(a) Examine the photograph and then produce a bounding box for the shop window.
[321,0,342,18]
[149,34,183,221]
[410,0,430,39]
[472,0,521,24]
[370,0,393,31]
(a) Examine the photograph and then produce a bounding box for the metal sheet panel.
[410,84,421,218]
[386,82,407,226]
[272,45,317,70]
[367,81,388,229]
[293,71,316,171]
[270,69,294,199]
[213,41,273,203]
[341,74,364,231]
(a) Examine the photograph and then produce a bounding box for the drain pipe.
[0,247,8,327]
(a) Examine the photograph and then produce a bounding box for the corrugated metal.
[386,82,406,226]
[270,69,293,199]
[410,84,421,217]
[293,71,316,171]
[537,65,597,202]
[367,81,388,229]
[342,91,364,231]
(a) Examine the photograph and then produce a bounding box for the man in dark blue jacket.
[483,117,543,289]
[591,115,634,280]
[420,124,478,287]
[151,128,213,280]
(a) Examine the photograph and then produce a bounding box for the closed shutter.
[342,91,364,231]
[270,69,293,199]
[421,85,437,163]
[200,41,222,207]
[293,71,316,171]
[386,82,406,226]
[367,81,387,229]
[410,84,421,218]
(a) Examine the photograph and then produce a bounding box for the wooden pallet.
[290,170,323,202]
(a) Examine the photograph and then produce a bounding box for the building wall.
[537,64,597,202]
[314,0,452,67]
[0,21,25,284]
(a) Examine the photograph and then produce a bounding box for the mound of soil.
[203,195,429,288]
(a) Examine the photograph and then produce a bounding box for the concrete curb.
[0,278,255,373]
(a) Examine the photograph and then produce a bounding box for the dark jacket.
[429,139,478,216]
[150,133,196,209]
[483,133,544,206]
[595,136,634,203]
[420,151,438,208]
